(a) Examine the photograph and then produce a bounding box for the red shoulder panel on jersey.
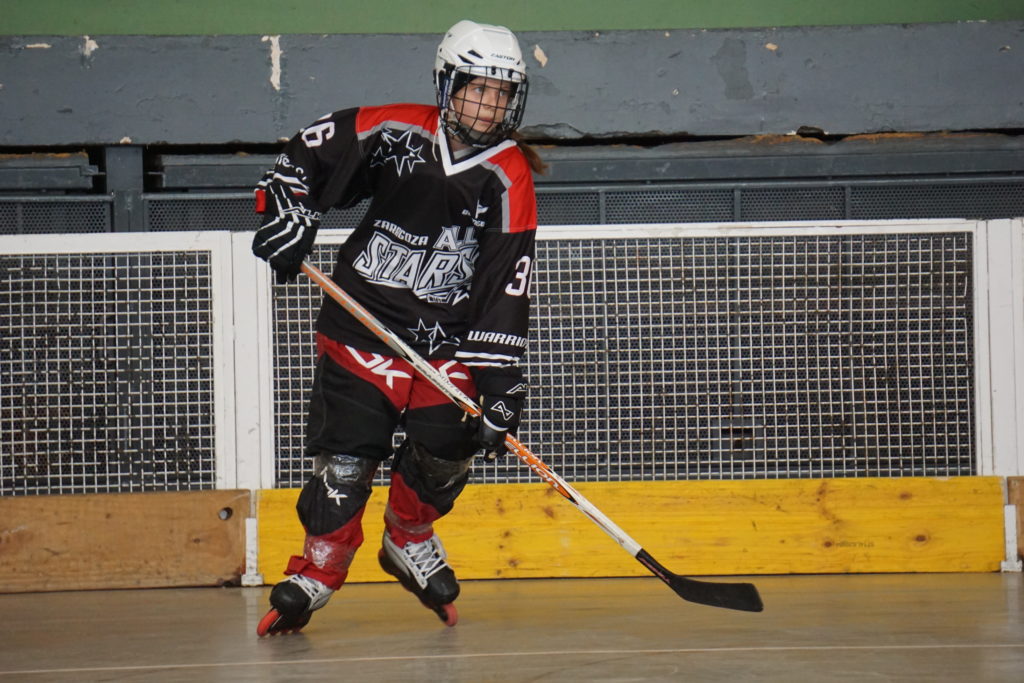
[355,104,438,136]
[491,146,538,234]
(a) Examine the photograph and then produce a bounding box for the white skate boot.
[378,531,459,626]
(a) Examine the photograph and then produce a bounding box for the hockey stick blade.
[636,549,764,612]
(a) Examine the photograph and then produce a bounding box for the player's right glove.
[252,175,322,284]
[472,366,528,457]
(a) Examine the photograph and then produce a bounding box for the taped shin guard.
[285,507,366,590]
[289,453,378,590]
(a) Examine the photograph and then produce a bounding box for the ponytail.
[511,131,548,175]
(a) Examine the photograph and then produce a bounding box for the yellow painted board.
[256,477,1004,585]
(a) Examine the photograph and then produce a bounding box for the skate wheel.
[437,603,458,627]
[256,608,308,636]
[256,609,281,637]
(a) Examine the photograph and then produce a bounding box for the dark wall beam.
[151,133,1024,191]
[103,146,143,231]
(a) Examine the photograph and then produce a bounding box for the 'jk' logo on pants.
[344,346,412,389]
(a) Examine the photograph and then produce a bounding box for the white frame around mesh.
[974,219,1024,477]
[3,219,1023,496]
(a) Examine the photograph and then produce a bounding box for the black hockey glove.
[472,366,528,457]
[252,176,322,284]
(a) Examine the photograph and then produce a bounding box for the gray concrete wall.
[1,22,1021,146]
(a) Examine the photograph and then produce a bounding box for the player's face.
[451,77,514,135]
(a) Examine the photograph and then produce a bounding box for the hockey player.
[252,20,543,635]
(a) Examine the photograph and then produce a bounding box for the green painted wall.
[3,0,1023,35]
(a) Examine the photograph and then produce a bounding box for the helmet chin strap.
[442,111,508,149]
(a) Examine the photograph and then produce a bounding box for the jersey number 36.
[505,256,532,296]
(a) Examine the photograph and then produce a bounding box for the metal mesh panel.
[0,199,111,234]
[725,234,975,478]
[851,182,1024,220]
[138,178,1024,233]
[604,188,734,223]
[146,197,259,232]
[269,230,975,486]
[740,186,846,221]
[268,252,323,488]
[144,195,369,231]
[536,190,600,225]
[0,251,217,494]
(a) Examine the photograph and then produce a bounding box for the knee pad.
[297,453,378,537]
[390,440,471,516]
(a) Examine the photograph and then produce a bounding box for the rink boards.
[0,476,1016,593]
[256,476,1012,584]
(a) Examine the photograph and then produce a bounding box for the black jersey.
[263,103,538,369]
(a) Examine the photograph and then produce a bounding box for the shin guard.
[290,453,377,588]
[385,440,471,546]
[285,508,366,590]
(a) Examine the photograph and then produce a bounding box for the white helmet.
[434,20,529,147]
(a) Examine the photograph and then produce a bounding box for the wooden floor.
[2,574,1023,682]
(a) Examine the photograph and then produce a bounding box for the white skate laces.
[286,573,334,611]
[385,534,450,590]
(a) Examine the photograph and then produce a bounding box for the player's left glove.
[472,366,528,457]
[252,174,322,284]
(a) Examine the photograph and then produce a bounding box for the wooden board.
[1009,477,1024,563]
[257,477,1005,584]
[0,489,249,593]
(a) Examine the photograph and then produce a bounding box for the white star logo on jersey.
[370,129,426,176]
[408,319,460,355]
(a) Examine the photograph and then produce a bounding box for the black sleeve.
[258,108,371,212]
[455,167,537,370]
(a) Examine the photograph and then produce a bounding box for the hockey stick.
[299,261,763,613]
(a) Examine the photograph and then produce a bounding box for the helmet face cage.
[433,21,529,148]
[436,64,529,147]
